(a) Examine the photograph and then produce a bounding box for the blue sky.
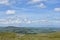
[0,0,60,27]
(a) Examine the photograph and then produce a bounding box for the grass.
[0,32,60,40]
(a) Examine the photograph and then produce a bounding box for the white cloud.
[25,20,32,24]
[31,0,47,3]
[46,0,60,4]
[54,8,60,12]
[27,0,47,9]
[27,0,47,4]
[0,0,16,5]
[0,0,10,5]
[32,20,48,23]
[27,21,31,24]
[0,18,22,24]
[23,18,32,24]
[31,0,41,3]
[39,3,46,8]
[0,16,32,24]
[0,19,9,24]
[15,19,22,24]
[6,10,16,14]
[0,16,60,25]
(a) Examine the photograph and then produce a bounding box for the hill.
[0,32,60,40]
[0,26,60,34]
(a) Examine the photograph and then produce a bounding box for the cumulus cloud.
[0,0,17,5]
[31,0,41,3]
[39,3,46,8]
[0,16,32,24]
[0,18,22,24]
[31,0,47,3]
[23,18,32,24]
[0,16,60,25]
[6,10,16,14]
[0,0,10,5]
[27,0,47,4]
[25,20,32,24]
[27,0,47,9]
[0,15,60,25]
[54,8,60,12]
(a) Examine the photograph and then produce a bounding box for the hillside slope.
[0,32,60,40]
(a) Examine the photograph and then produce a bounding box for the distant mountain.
[0,26,60,34]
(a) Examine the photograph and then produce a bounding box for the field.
[0,32,60,40]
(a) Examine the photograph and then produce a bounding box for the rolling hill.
[0,26,60,34]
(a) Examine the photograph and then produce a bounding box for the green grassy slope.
[0,32,60,40]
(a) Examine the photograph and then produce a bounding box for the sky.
[0,0,60,27]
